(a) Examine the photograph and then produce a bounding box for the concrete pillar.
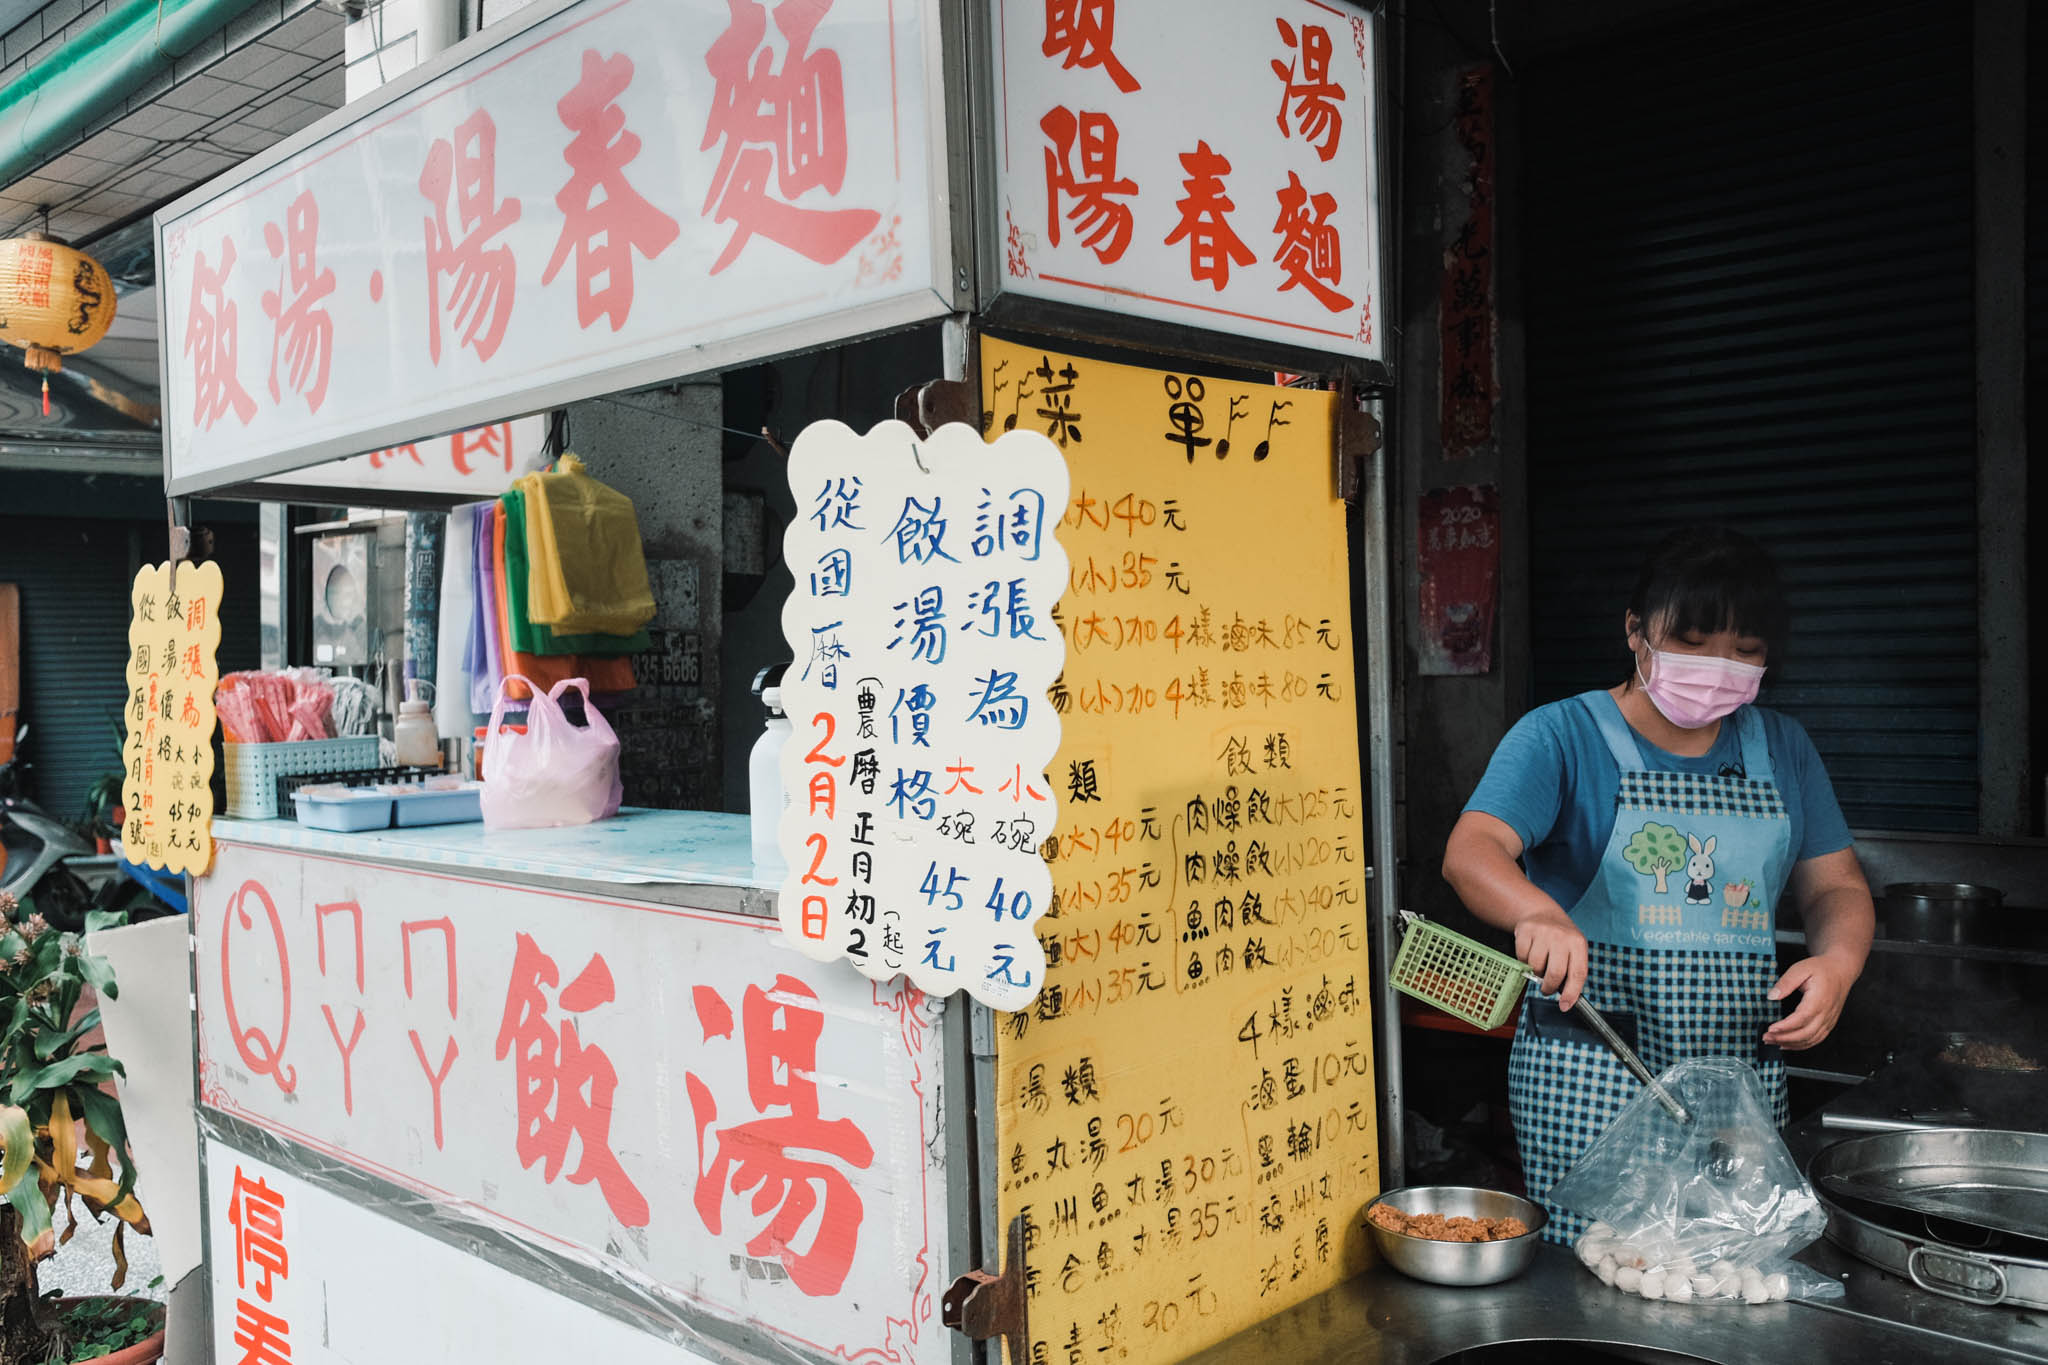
[1396,3,1529,934]
[474,0,546,31]
[344,0,465,102]
[1975,2,2032,835]
[568,385,726,810]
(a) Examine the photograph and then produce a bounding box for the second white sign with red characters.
[193,840,951,1362]
[262,415,550,497]
[158,0,953,493]
[209,1142,729,1364]
[990,0,1384,361]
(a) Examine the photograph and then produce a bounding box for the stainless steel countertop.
[1186,1241,2048,1363]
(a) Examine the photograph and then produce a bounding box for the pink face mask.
[1637,649,1765,729]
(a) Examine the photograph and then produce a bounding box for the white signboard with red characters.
[261,415,550,497]
[777,421,1067,1011]
[988,0,1384,361]
[208,1141,724,1364]
[193,841,950,1362]
[158,0,954,495]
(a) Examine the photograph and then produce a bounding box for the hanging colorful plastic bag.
[477,675,622,829]
[519,455,657,635]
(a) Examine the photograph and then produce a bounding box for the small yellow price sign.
[121,561,223,875]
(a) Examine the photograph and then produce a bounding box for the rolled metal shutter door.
[0,519,136,820]
[1522,0,1977,833]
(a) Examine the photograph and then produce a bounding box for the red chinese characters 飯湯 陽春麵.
[453,422,515,475]
[1271,19,1344,161]
[1040,107,1137,265]
[1043,0,1140,92]
[1271,171,1351,312]
[260,190,336,413]
[420,109,523,364]
[544,50,680,332]
[700,0,880,274]
[1164,141,1253,291]
[494,932,651,1227]
[184,237,258,432]
[687,975,876,1296]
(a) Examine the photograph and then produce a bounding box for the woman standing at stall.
[1442,526,1875,1241]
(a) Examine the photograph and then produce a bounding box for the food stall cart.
[149,1,1410,1362]
[143,2,2048,1363]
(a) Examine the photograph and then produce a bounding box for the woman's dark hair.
[1627,526,1790,664]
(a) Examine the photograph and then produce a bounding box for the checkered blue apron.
[1508,693,1793,1243]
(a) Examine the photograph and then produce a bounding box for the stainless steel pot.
[1810,1128,2048,1311]
[1821,1199,2048,1311]
[1879,882,2006,993]
[1881,883,2004,945]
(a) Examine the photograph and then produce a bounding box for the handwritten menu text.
[984,339,1377,1363]
[779,421,1070,1011]
[124,560,222,875]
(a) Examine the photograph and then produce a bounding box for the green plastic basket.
[1391,914,1532,1031]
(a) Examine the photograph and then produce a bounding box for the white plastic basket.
[224,737,380,819]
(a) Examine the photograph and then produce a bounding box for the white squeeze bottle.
[749,664,792,869]
[394,675,441,769]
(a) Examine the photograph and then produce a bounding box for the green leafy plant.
[77,778,124,845]
[78,719,129,843]
[37,1293,162,1364]
[0,890,151,1362]
[72,720,131,847]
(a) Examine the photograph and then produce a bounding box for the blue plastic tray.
[389,784,483,827]
[291,788,395,832]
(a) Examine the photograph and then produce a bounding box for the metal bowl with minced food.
[1363,1185,1547,1286]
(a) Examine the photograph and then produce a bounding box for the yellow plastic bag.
[520,454,655,635]
[517,471,570,625]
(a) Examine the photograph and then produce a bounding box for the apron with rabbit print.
[1508,692,1794,1243]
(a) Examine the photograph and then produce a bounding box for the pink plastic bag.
[478,676,623,830]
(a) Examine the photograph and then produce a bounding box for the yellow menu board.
[122,561,222,875]
[984,338,1377,1363]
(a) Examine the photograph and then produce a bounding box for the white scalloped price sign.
[779,419,1068,1009]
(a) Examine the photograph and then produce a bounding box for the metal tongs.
[1532,973,1694,1125]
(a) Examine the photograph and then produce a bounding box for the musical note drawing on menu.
[1253,401,1293,464]
[1214,395,1250,459]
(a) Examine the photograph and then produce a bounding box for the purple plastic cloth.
[471,503,507,715]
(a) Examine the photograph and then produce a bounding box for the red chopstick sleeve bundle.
[216,670,338,743]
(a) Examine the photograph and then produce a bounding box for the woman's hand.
[1514,909,1589,1011]
[1444,812,1587,1009]
[1764,953,1857,1050]
[1768,849,1875,1050]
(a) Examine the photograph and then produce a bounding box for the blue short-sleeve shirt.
[1463,696,1853,914]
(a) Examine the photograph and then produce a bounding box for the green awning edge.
[0,0,273,195]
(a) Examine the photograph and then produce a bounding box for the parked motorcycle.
[0,725,174,930]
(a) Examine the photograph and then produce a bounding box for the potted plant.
[81,721,130,859]
[78,777,124,859]
[0,890,159,1363]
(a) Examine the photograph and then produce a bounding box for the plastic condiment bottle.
[749,665,792,869]
[394,699,441,769]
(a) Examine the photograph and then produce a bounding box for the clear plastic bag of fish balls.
[1550,1058,1844,1306]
